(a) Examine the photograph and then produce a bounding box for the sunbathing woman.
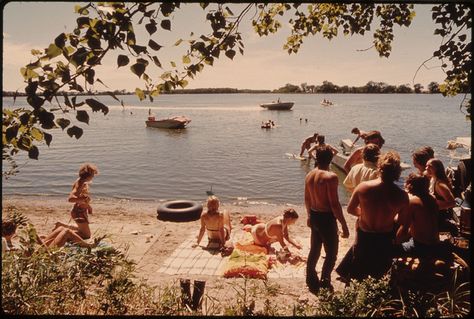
[425,158,458,235]
[244,208,302,251]
[196,196,232,249]
[54,164,98,240]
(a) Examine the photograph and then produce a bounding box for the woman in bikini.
[196,196,232,249]
[425,158,458,235]
[55,163,98,240]
[244,208,302,251]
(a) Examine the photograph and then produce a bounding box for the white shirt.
[343,160,379,192]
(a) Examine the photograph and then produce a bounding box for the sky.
[2,2,451,92]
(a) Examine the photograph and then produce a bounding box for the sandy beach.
[3,195,359,308]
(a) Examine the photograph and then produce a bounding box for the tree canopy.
[2,2,471,177]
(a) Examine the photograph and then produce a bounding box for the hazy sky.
[3,2,449,91]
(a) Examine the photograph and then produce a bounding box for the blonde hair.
[377,151,401,182]
[207,195,220,213]
[78,163,98,179]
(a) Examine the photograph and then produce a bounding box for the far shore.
[3,195,359,303]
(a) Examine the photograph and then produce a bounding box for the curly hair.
[362,143,380,163]
[283,208,298,220]
[377,151,401,182]
[78,163,98,179]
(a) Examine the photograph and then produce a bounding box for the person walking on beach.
[55,164,98,240]
[337,151,409,281]
[343,130,385,174]
[304,145,350,293]
[196,195,232,250]
[343,143,380,192]
[299,133,319,158]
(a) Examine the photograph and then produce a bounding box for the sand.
[2,195,359,310]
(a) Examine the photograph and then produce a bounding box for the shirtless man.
[340,151,409,281]
[394,173,439,259]
[308,135,338,161]
[343,130,385,174]
[305,145,350,293]
[350,127,370,147]
[299,133,318,157]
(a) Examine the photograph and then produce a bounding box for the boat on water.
[260,101,294,110]
[320,99,333,106]
[145,116,191,129]
[332,138,411,173]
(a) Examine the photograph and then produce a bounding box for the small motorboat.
[260,101,294,110]
[145,116,191,129]
[320,99,333,106]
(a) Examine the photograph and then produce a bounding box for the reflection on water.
[2,93,470,206]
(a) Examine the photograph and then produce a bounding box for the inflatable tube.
[157,200,203,222]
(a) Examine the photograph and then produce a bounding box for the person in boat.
[350,127,371,147]
[308,135,338,162]
[54,164,98,240]
[243,208,302,251]
[196,195,232,250]
[343,143,380,192]
[425,158,458,236]
[305,145,350,293]
[343,130,385,174]
[336,151,409,282]
[393,173,440,259]
[299,133,319,157]
[412,146,435,174]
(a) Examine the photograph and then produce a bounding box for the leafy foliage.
[2,2,471,177]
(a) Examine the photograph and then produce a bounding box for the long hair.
[429,158,453,190]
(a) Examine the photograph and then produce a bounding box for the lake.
[2,93,470,206]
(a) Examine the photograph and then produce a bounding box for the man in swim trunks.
[196,196,232,249]
[341,151,409,281]
[299,133,319,157]
[305,145,350,293]
[343,130,385,174]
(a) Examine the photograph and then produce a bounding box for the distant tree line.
[273,81,465,94]
[2,81,458,97]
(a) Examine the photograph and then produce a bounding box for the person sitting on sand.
[299,133,319,157]
[2,219,19,253]
[343,143,380,192]
[412,146,434,174]
[196,196,232,249]
[243,208,302,251]
[343,130,385,174]
[54,164,98,240]
[394,173,440,259]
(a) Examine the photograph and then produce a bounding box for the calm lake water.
[2,93,471,206]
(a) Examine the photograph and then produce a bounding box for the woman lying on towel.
[196,195,232,250]
[243,208,302,251]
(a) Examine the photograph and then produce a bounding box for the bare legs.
[42,226,94,248]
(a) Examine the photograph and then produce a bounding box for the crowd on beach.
[2,127,470,296]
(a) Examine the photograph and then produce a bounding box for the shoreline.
[3,195,358,303]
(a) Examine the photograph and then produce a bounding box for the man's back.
[354,178,408,232]
[305,168,337,212]
[408,195,439,245]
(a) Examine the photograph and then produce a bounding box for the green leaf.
[44,132,52,146]
[130,63,146,78]
[148,39,162,51]
[161,19,171,31]
[67,126,83,139]
[135,88,145,101]
[56,118,71,130]
[54,33,67,48]
[117,55,130,68]
[174,39,183,46]
[225,49,236,60]
[45,43,62,59]
[84,69,95,85]
[152,56,162,68]
[38,110,56,129]
[182,55,191,64]
[28,146,39,160]
[170,61,176,67]
[30,127,44,141]
[85,98,109,115]
[145,22,157,35]
[5,125,19,142]
[76,110,89,124]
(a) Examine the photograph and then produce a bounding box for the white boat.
[332,138,411,173]
[259,101,294,110]
[145,116,191,129]
[320,100,333,106]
